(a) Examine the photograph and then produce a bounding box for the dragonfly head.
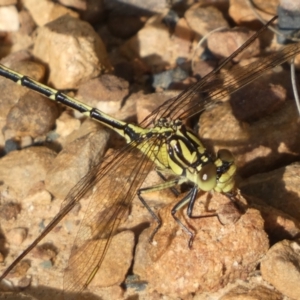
[214,149,236,193]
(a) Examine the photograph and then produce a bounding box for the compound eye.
[199,163,217,191]
[217,149,234,163]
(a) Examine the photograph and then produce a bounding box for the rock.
[0,202,21,221]
[58,0,86,10]
[0,5,19,31]
[55,111,81,140]
[185,4,229,37]
[199,99,300,177]
[121,13,194,70]
[88,231,135,287]
[80,0,105,24]
[5,90,60,138]
[240,163,300,221]
[6,228,27,246]
[229,0,277,27]
[0,147,56,199]
[261,239,300,300]
[45,124,110,200]
[220,283,283,300]
[76,74,129,116]
[23,0,79,26]
[152,67,189,90]
[18,9,36,35]
[207,28,260,61]
[107,15,145,39]
[0,58,46,121]
[136,90,180,123]
[134,192,269,298]
[33,14,112,89]
[103,0,169,16]
[0,0,17,5]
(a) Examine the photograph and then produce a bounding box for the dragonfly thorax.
[145,119,236,194]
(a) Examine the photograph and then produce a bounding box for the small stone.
[103,0,168,15]
[0,202,21,220]
[91,231,134,287]
[5,260,30,278]
[32,244,57,262]
[55,111,81,139]
[136,90,180,123]
[107,15,145,39]
[24,183,52,206]
[5,90,60,139]
[240,163,300,220]
[0,5,19,31]
[185,4,229,37]
[6,227,27,245]
[19,135,33,148]
[229,80,287,122]
[23,0,79,26]
[0,146,56,199]
[207,28,260,61]
[76,74,129,116]
[18,9,36,36]
[121,13,192,70]
[0,0,17,5]
[152,67,189,90]
[261,239,300,300]
[18,275,32,289]
[45,125,110,199]
[33,14,112,89]
[0,59,46,120]
[65,231,135,288]
[229,0,277,27]
[58,0,86,10]
[221,284,283,300]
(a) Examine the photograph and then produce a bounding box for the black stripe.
[0,68,19,82]
[55,92,88,113]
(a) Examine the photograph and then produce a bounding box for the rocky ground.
[0,0,300,299]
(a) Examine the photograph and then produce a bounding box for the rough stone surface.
[261,240,300,300]
[241,163,300,221]
[5,90,60,138]
[76,74,129,116]
[0,147,56,199]
[229,0,277,27]
[220,284,283,300]
[0,5,19,31]
[45,124,110,200]
[185,4,229,37]
[23,0,79,26]
[0,58,46,121]
[134,192,269,298]
[121,13,194,71]
[0,0,17,5]
[207,28,260,61]
[199,99,300,178]
[33,14,112,89]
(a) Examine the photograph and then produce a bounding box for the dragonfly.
[0,16,300,296]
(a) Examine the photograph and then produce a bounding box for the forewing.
[63,135,160,294]
[141,42,300,126]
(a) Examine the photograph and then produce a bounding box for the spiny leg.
[137,178,181,243]
[156,170,180,197]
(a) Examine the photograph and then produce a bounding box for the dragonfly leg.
[137,178,180,243]
[171,186,199,248]
[155,170,180,197]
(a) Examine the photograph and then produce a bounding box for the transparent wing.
[63,135,162,294]
[141,42,300,127]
